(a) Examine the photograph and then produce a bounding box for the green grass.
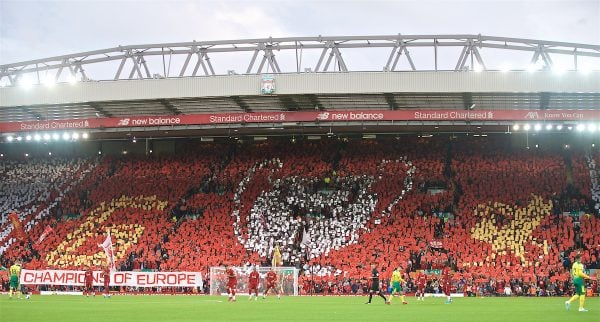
[1,295,598,322]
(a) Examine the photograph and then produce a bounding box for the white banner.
[40,291,83,296]
[20,269,203,288]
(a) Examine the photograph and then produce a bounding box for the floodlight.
[588,124,597,132]
[500,64,512,73]
[19,76,33,89]
[552,66,566,75]
[43,76,55,87]
[578,66,592,75]
[67,75,78,84]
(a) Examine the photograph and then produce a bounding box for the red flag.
[36,225,54,244]
[8,213,26,241]
[98,231,116,270]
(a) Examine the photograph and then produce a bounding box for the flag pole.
[108,229,115,271]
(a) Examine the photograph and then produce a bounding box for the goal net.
[209,266,299,296]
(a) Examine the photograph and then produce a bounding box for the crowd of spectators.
[1,148,225,271]
[0,137,598,296]
[0,157,97,256]
[297,273,598,297]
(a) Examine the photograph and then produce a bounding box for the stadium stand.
[0,137,598,296]
[0,157,97,255]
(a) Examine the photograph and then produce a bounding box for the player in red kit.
[226,265,237,302]
[416,271,427,301]
[442,267,452,304]
[84,267,94,297]
[248,266,260,301]
[262,268,280,299]
[102,267,111,298]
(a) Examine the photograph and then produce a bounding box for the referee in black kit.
[365,262,388,304]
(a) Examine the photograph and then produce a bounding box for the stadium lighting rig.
[500,63,512,73]
[588,124,597,132]
[18,76,33,89]
[67,75,78,85]
[4,132,89,143]
[18,75,78,88]
[42,76,55,88]
[552,65,567,75]
[511,123,600,133]
[578,66,593,75]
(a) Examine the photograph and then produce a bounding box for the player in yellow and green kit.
[9,260,22,299]
[565,254,595,312]
[387,266,408,305]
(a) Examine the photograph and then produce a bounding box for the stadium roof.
[0,35,599,138]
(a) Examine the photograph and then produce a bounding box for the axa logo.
[316,112,330,120]
[117,118,130,126]
[525,112,540,119]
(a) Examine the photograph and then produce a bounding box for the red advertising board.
[0,109,596,133]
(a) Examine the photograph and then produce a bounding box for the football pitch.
[1,295,598,322]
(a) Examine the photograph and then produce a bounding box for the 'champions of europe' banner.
[20,269,203,288]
